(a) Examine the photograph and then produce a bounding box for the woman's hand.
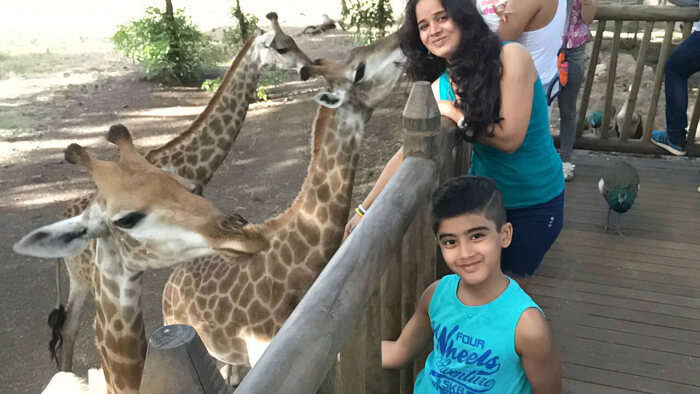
[436,100,463,124]
[343,212,363,240]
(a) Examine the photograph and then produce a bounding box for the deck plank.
[532,151,700,393]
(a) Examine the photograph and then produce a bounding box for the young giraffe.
[52,12,312,372]
[162,32,406,385]
[14,125,270,394]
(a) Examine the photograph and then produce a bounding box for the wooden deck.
[528,151,700,393]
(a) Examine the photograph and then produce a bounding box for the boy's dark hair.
[431,175,506,234]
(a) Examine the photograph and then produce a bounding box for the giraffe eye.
[275,47,289,54]
[113,212,146,229]
[354,62,366,83]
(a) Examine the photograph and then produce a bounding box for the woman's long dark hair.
[399,0,504,139]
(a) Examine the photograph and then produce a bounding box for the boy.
[382,176,562,393]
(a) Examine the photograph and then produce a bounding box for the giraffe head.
[13,124,268,267]
[253,12,313,75]
[300,32,406,109]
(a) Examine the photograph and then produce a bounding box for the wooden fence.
[567,5,700,155]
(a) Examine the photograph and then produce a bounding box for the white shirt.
[476,0,567,84]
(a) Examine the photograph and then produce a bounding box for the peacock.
[598,160,640,235]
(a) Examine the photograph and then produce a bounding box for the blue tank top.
[438,48,564,208]
[414,275,541,393]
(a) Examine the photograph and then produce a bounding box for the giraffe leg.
[58,260,91,371]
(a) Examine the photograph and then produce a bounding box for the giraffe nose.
[300,66,312,81]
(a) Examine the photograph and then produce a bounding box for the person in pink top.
[557,0,598,181]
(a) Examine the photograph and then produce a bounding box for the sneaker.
[651,130,686,156]
[562,161,575,182]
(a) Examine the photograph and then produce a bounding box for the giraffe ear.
[313,91,344,109]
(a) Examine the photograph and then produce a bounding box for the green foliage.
[222,6,259,55]
[343,0,394,44]
[200,68,286,102]
[112,7,222,84]
[200,76,222,92]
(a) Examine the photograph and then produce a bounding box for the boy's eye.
[440,238,456,248]
[470,233,486,240]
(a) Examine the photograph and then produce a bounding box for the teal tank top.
[414,275,541,393]
[438,48,564,208]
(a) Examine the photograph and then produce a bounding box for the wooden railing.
[567,5,700,155]
[235,82,464,393]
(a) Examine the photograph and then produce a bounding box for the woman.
[346,0,565,284]
[558,0,598,180]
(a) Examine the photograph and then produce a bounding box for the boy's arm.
[515,308,563,394]
[382,281,438,369]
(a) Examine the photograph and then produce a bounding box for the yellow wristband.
[355,207,364,217]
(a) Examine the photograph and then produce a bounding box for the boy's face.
[437,212,512,286]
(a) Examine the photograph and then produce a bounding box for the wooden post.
[139,324,232,394]
[644,21,676,142]
[622,20,654,141]
[601,20,623,139]
[578,20,606,138]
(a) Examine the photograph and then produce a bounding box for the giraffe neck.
[260,105,367,283]
[145,35,262,187]
[93,238,147,394]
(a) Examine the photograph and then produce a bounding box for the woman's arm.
[477,43,536,153]
[516,308,563,394]
[581,0,599,25]
[382,281,437,368]
[496,0,542,40]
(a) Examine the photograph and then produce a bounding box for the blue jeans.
[501,192,564,277]
[664,31,700,147]
[557,45,587,162]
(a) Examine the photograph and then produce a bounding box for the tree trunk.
[165,0,174,20]
[233,0,249,41]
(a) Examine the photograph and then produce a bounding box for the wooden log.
[601,20,624,139]
[622,20,654,141]
[597,5,700,21]
[235,82,441,394]
[234,157,437,394]
[553,135,700,156]
[139,324,232,394]
[578,21,606,138]
[643,21,675,142]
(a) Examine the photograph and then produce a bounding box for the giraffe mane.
[149,32,260,156]
[262,105,336,232]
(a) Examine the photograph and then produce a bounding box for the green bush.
[343,0,394,44]
[112,7,222,84]
[221,8,259,55]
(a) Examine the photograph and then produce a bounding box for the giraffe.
[162,32,406,385]
[51,12,312,372]
[14,124,270,394]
